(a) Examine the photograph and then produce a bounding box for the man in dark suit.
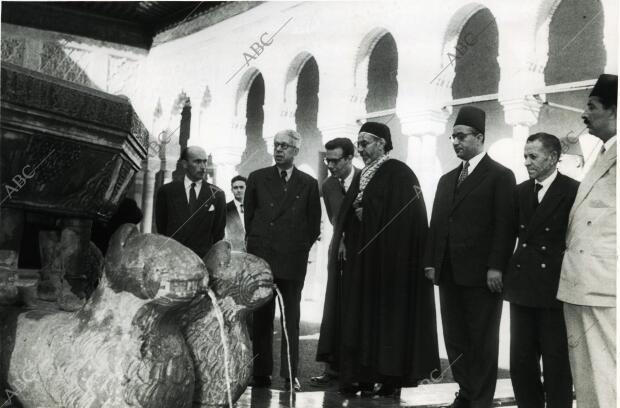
[504,133,577,408]
[155,146,226,258]
[312,137,360,386]
[244,129,321,392]
[225,175,246,251]
[424,106,516,408]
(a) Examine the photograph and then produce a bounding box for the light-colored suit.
[557,138,616,408]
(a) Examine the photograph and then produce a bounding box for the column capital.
[499,96,542,127]
[398,108,451,137]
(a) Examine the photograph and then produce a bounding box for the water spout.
[274,285,293,407]
[206,288,234,408]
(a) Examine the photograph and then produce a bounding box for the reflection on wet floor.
[235,379,516,407]
[236,380,577,408]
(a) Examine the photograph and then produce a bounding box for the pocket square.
[208,204,215,212]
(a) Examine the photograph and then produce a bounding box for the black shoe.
[310,373,337,387]
[444,392,470,408]
[338,384,360,397]
[250,376,272,388]
[284,378,301,392]
[375,383,401,399]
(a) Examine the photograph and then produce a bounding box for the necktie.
[189,182,198,213]
[532,182,543,210]
[280,170,287,184]
[339,178,346,195]
[457,161,469,187]
[240,204,244,214]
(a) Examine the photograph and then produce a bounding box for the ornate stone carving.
[1,38,25,66]
[1,229,274,407]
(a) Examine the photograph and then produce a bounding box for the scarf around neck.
[353,155,390,207]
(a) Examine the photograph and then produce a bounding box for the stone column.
[132,166,145,216]
[141,158,159,233]
[57,217,93,311]
[500,97,542,183]
[400,109,450,214]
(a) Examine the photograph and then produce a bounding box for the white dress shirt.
[535,168,558,202]
[463,151,486,174]
[603,135,617,153]
[184,176,202,202]
[234,198,245,231]
[277,166,293,182]
[341,167,356,192]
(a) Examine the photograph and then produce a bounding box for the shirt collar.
[184,175,202,189]
[536,168,558,187]
[464,151,486,173]
[276,166,294,179]
[342,166,355,184]
[604,135,617,152]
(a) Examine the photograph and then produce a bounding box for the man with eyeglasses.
[244,129,321,392]
[313,138,360,387]
[424,106,516,408]
[333,122,439,397]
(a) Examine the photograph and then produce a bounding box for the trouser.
[252,278,304,379]
[563,302,616,408]
[439,258,502,408]
[509,303,573,408]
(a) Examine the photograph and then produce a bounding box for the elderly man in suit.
[225,175,247,251]
[504,133,578,408]
[244,129,321,392]
[424,106,516,408]
[312,138,360,387]
[155,146,226,258]
[557,74,617,407]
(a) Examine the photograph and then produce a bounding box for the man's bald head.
[180,146,208,181]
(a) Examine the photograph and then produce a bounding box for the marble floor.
[236,379,578,407]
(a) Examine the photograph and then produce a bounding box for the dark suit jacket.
[155,180,226,258]
[225,200,245,251]
[321,168,361,226]
[504,173,579,308]
[244,166,321,281]
[424,154,516,287]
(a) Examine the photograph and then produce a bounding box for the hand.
[338,237,347,261]
[424,267,435,282]
[487,268,503,293]
[355,207,363,221]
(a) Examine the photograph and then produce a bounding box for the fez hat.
[590,74,618,107]
[359,121,393,151]
[454,106,486,134]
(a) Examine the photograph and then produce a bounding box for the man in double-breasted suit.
[313,138,360,386]
[225,175,246,251]
[244,129,321,391]
[155,146,226,258]
[504,133,578,408]
[424,106,516,408]
[557,74,617,407]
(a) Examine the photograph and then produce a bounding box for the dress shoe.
[444,392,470,408]
[375,383,401,399]
[310,373,337,387]
[250,376,271,388]
[338,382,375,397]
[284,378,301,392]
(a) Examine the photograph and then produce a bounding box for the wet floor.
[234,379,573,407]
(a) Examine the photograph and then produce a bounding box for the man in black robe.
[331,122,440,396]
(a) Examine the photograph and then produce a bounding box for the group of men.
[153,73,616,408]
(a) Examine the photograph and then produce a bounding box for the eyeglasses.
[357,139,378,149]
[449,132,476,142]
[274,142,294,150]
[324,156,346,165]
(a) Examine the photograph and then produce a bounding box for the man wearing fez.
[334,122,439,397]
[504,133,578,408]
[155,146,226,258]
[313,138,360,387]
[244,129,321,392]
[424,107,516,408]
[557,73,617,407]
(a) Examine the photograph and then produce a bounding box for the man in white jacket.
[557,73,617,407]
